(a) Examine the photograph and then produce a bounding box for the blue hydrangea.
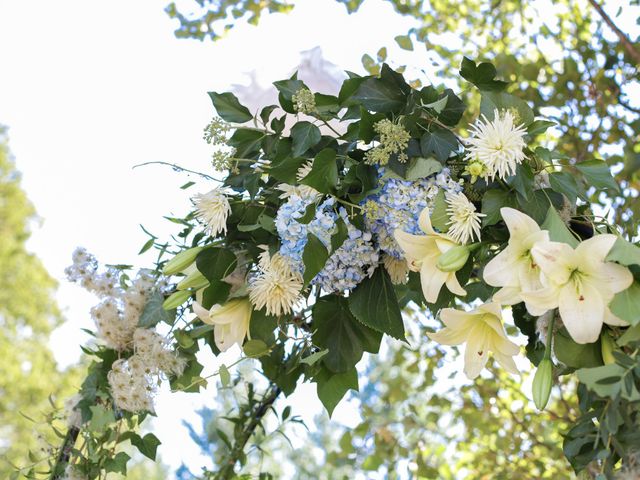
[275,195,378,293]
[363,168,462,258]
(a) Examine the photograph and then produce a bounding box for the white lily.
[428,302,520,379]
[193,297,252,352]
[483,207,549,311]
[521,235,633,344]
[394,207,466,303]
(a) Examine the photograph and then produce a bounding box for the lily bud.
[162,290,192,310]
[177,267,209,291]
[163,247,205,276]
[436,245,470,272]
[532,358,553,410]
[600,330,616,365]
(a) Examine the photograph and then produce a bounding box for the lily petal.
[394,229,437,265]
[501,207,540,238]
[492,286,522,305]
[483,248,517,287]
[463,324,489,379]
[576,234,617,265]
[428,327,468,346]
[558,282,604,344]
[521,287,560,316]
[530,240,577,285]
[418,207,437,236]
[603,307,629,327]
[420,258,448,303]
[445,272,467,296]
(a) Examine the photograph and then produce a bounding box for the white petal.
[192,301,212,323]
[492,286,522,305]
[501,207,540,239]
[445,272,467,296]
[483,248,518,287]
[558,282,604,344]
[575,234,617,264]
[463,324,489,379]
[420,259,448,303]
[494,351,519,375]
[530,240,577,284]
[394,229,437,264]
[521,287,559,316]
[440,308,475,330]
[428,327,468,346]
[591,263,633,296]
[418,207,437,235]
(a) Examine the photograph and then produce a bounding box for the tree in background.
[0,125,80,475]
[165,0,640,235]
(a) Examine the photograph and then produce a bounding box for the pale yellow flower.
[483,207,549,311]
[521,235,633,344]
[429,302,520,379]
[248,249,303,316]
[192,298,252,352]
[193,189,231,237]
[383,255,409,285]
[394,207,466,303]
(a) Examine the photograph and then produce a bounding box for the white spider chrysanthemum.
[193,188,231,237]
[465,109,527,180]
[248,248,303,317]
[277,160,319,199]
[445,192,484,244]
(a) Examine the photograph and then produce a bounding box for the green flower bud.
[162,290,192,310]
[600,330,616,365]
[177,268,209,291]
[436,245,471,272]
[532,358,553,410]
[163,247,205,275]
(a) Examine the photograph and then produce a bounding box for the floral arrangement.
[31,59,640,480]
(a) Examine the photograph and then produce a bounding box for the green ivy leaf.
[139,290,175,327]
[609,281,640,326]
[330,216,349,252]
[516,189,562,224]
[243,339,269,358]
[577,364,640,401]
[549,171,580,206]
[349,267,406,340]
[273,77,306,113]
[575,160,620,193]
[208,91,253,123]
[291,121,321,157]
[554,329,602,368]
[301,349,329,366]
[88,405,115,433]
[394,34,413,50]
[353,70,407,112]
[130,433,161,461]
[315,366,358,417]
[480,91,534,126]
[302,233,329,285]
[541,206,579,247]
[481,189,514,226]
[420,129,458,162]
[507,163,534,201]
[300,148,338,194]
[227,128,264,157]
[405,157,443,181]
[196,248,237,283]
[430,190,450,232]
[459,57,508,92]
[527,120,555,136]
[104,452,130,475]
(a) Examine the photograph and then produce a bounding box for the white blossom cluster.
[66,248,184,412]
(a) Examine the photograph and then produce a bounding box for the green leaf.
[353,77,406,112]
[609,281,640,326]
[196,248,237,283]
[420,129,458,162]
[516,189,562,224]
[139,290,175,327]
[480,91,534,126]
[105,452,130,475]
[394,34,413,50]
[315,366,358,417]
[349,267,406,340]
[430,190,450,232]
[549,171,580,205]
[606,237,640,266]
[541,206,579,247]
[575,160,620,193]
[273,77,306,113]
[577,364,639,401]
[219,364,231,387]
[228,128,264,157]
[330,216,349,252]
[130,433,161,461]
[296,201,317,224]
[302,233,329,285]
[243,339,269,358]
[301,349,329,366]
[313,295,380,372]
[554,329,603,368]
[507,163,534,201]
[88,405,115,432]
[481,189,515,226]
[200,280,231,309]
[459,57,508,91]
[259,104,278,125]
[618,323,640,346]
[300,148,338,194]
[405,157,443,181]
[291,121,321,157]
[527,120,555,136]
[208,91,253,123]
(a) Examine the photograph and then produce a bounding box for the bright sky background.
[0,0,422,473]
[0,0,637,476]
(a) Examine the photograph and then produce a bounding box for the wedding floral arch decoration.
[28,57,640,480]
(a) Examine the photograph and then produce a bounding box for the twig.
[587,0,640,65]
[132,161,217,180]
[50,426,80,479]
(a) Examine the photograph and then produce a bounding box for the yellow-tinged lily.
[428,302,520,379]
[192,298,252,352]
[521,235,633,344]
[483,207,549,311]
[394,207,466,303]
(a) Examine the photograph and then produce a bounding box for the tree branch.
[587,0,640,65]
[50,426,80,480]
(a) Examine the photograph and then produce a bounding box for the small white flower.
[248,249,303,316]
[465,109,527,180]
[445,192,484,245]
[193,189,231,237]
[277,160,319,200]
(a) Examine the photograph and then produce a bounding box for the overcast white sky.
[0,0,637,475]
